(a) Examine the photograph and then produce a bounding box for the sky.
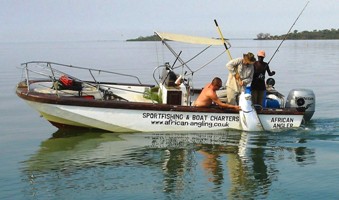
[1,0,338,42]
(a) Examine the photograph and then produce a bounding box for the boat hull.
[25,101,242,132]
[22,99,304,133]
[16,81,304,133]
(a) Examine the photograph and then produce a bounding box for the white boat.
[16,32,315,133]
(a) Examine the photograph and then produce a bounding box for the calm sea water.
[1,40,339,199]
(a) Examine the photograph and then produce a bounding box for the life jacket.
[59,75,73,87]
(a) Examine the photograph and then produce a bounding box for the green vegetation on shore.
[256,28,339,40]
[126,35,161,41]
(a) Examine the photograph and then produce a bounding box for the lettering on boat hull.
[271,117,294,128]
[142,112,239,129]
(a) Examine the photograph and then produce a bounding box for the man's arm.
[266,64,276,76]
[226,58,242,76]
[210,92,240,110]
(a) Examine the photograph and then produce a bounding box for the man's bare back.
[194,77,240,111]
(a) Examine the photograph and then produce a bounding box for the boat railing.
[21,61,142,83]
[19,61,154,100]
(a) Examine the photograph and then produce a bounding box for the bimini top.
[155,31,230,46]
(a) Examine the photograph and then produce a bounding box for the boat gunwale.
[16,81,304,116]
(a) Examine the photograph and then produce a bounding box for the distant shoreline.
[127,28,339,41]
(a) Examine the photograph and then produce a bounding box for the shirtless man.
[194,77,240,111]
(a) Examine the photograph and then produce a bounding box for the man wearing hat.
[251,50,276,106]
[224,52,256,105]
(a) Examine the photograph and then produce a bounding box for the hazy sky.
[1,0,338,42]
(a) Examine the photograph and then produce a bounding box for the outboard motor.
[285,89,315,121]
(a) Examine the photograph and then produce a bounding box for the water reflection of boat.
[23,130,243,172]
[22,130,316,198]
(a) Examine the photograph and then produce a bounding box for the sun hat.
[243,52,256,63]
[257,50,266,58]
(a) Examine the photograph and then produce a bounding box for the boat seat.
[130,95,156,103]
[216,89,228,103]
[34,86,102,98]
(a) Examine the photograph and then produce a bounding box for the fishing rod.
[214,19,232,60]
[268,1,309,64]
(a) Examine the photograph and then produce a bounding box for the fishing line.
[188,49,226,75]
[268,1,310,64]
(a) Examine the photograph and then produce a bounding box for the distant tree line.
[126,35,161,41]
[256,28,339,40]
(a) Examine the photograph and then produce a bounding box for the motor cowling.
[285,89,315,121]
